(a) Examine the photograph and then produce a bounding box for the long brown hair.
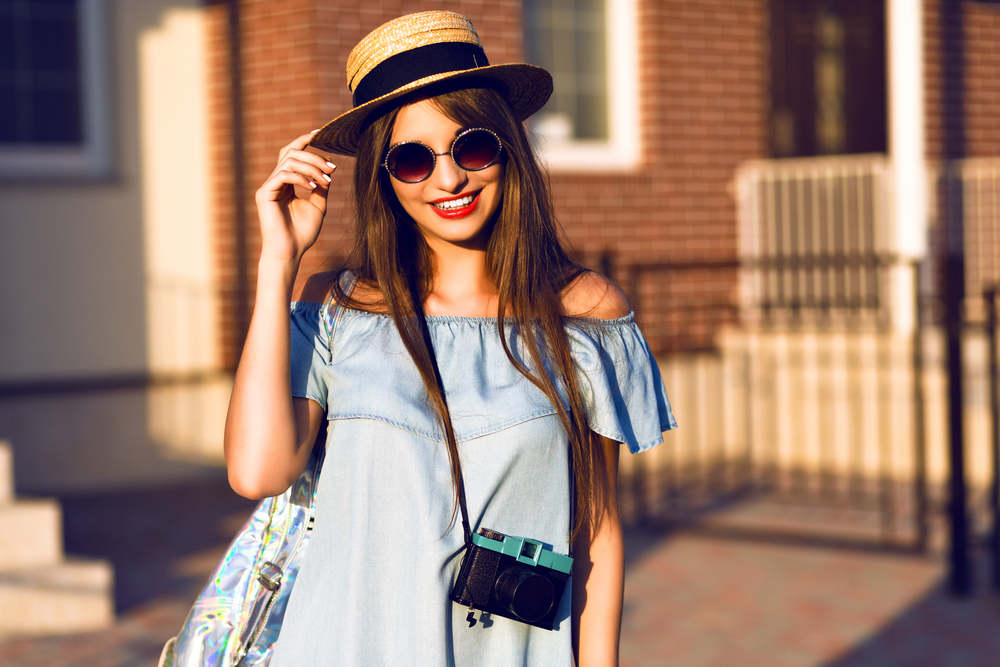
[331,82,611,539]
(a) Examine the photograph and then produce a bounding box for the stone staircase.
[0,440,114,638]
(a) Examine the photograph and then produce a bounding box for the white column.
[887,0,927,334]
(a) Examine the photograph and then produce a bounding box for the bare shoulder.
[296,271,389,311]
[561,271,631,320]
[349,281,388,311]
[294,271,338,303]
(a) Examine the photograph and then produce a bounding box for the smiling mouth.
[431,191,479,211]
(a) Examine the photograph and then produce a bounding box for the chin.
[416,201,501,248]
[424,219,495,247]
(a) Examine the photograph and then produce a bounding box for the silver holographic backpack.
[159,277,353,667]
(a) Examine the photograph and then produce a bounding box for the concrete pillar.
[887,0,928,334]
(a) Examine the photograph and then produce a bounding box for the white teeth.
[432,194,475,210]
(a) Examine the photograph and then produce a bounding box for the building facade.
[0,0,997,493]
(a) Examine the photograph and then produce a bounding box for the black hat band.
[352,42,491,107]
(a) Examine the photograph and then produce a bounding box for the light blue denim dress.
[270,304,677,667]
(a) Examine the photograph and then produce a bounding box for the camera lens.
[494,566,555,622]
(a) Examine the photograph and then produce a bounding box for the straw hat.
[309,11,553,157]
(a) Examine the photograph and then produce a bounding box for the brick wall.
[207,1,326,369]
[923,0,1000,308]
[550,0,767,351]
[305,0,524,290]
[925,0,1000,161]
[210,0,767,360]
[962,3,1000,158]
[209,1,525,368]
[208,0,999,362]
[205,3,237,369]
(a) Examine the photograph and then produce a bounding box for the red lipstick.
[430,190,481,219]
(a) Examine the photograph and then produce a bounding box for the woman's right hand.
[225,131,336,499]
[255,131,337,265]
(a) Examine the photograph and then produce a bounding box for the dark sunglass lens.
[454,130,500,171]
[388,143,434,182]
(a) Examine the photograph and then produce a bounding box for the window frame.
[0,0,112,180]
[527,0,640,172]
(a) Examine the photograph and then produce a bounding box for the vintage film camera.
[451,528,573,631]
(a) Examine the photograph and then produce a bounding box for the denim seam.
[324,409,560,443]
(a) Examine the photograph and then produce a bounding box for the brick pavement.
[2,480,998,666]
[620,530,1000,667]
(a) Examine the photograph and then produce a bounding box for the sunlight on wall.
[139,8,216,373]
[138,8,228,463]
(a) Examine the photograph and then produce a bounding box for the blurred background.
[0,0,999,664]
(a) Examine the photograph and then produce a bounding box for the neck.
[421,238,498,318]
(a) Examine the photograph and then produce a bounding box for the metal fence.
[736,153,894,319]
[614,156,1000,554]
[614,257,926,551]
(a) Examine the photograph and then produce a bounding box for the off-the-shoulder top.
[270,304,676,667]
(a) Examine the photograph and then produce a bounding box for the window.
[523,0,639,170]
[0,0,111,179]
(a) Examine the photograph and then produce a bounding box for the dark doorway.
[769,0,887,157]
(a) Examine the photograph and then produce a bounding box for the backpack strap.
[322,270,358,352]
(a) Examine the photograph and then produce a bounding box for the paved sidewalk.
[621,529,1000,667]
[2,480,998,666]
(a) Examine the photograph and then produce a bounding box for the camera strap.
[567,453,575,558]
[418,313,582,557]
[416,311,474,547]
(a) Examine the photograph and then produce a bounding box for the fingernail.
[308,180,316,188]
[311,129,320,134]
[322,173,332,182]
[326,161,336,169]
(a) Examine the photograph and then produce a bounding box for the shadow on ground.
[820,557,1000,667]
[620,521,1000,667]
[60,476,258,613]
[1,480,997,667]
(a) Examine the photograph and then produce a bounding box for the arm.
[224,132,338,499]
[561,270,630,664]
[572,436,624,667]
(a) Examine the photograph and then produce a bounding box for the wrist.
[256,256,300,295]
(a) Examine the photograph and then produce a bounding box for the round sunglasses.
[383,127,503,184]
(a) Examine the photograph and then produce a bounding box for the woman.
[224,11,676,667]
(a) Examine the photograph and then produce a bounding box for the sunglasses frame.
[383,127,503,184]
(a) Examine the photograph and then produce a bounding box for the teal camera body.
[450,528,573,631]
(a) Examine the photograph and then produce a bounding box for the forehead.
[390,99,464,146]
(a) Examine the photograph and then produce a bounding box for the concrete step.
[0,559,114,637]
[0,440,117,639]
[0,499,62,570]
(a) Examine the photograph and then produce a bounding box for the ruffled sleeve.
[289,302,332,408]
[566,315,677,454]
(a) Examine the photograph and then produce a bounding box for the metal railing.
[978,286,1000,592]
[614,257,927,551]
[604,156,1000,554]
[734,155,1000,323]
[735,154,894,320]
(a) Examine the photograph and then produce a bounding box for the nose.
[431,152,467,193]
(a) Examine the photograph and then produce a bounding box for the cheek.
[389,180,421,215]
